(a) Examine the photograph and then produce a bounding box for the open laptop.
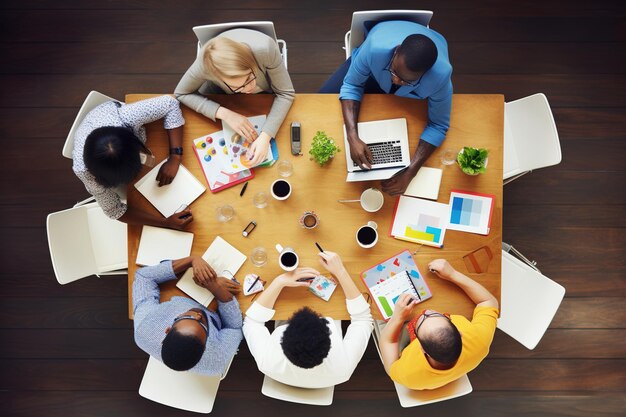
[343,118,411,182]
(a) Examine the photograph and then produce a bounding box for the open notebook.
[134,161,206,217]
[135,226,194,266]
[176,237,247,306]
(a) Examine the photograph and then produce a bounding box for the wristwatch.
[169,147,183,156]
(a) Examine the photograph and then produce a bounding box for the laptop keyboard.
[353,140,403,167]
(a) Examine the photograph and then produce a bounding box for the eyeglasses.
[414,310,451,339]
[225,71,257,93]
[172,313,209,335]
[384,50,422,87]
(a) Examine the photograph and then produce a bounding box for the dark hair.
[396,34,438,73]
[280,307,331,369]
[161,328,205,371]
[83,126,144,188]
[419,321,462,365]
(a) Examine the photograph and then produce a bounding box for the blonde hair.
[202,37,260,80]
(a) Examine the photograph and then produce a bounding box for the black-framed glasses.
[414,310,451,339]
[172,313,209,335]
[225,71,257,93]
[384,50,422,87]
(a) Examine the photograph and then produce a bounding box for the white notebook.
[135,226,194,266]
[404,167,443,200]
[134,161,206,217]
[176,236,247,306]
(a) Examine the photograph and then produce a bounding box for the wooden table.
[126,93,503,320]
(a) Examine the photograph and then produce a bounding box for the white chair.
[344,10,434,59]
[259,319,341,405]
[139,354,235,414]
[499,245,566,350]
[193,21,288,69]
[63,90,119,159]
[46,201,127,285]
[504,93,562,184]
[371,320,473,407]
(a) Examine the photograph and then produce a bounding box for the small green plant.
[309,130,341,167]
[457,147,489,175]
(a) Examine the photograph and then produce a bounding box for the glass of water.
[251,247,268,267]
[216,204,235,222]
[440,148,457,166]
[252,191,268,208]
[276,159,294,177]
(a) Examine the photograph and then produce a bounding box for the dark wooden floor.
[1,1,625,416]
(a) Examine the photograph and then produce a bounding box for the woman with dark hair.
[72,95,192,229]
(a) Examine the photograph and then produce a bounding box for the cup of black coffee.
[275,244,299,271]
[271,179,292,200]
[356,221,378,249]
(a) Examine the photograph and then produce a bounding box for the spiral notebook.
[361,250,432,321]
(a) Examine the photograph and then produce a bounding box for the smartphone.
[290,122,301,155]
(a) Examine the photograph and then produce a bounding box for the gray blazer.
[174,28,295,138]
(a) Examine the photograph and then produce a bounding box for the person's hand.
[245,132,271,166]
[318,251,346,277]
[381,167,414,196]
[191,256,217,289]
[156,157,181,186]
[428,259,457,281]
[218,277,241,296]
[392,293,419,322]
[164,208,193,230]
[221,108,258,142]
[275,267,320,288]
[348,136,373,169]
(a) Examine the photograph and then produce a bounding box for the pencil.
[315,242,324,253]
[239,182,248,197]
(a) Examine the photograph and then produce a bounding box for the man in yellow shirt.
[379,259,499,390]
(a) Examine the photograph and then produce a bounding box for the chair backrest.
[63,91,118,159]
[139,356,224,414]
[504,93,562,180]
[499,251,566,349]
[345,10,433,59]
[46,202,127,284]
[192,21,287,69]
[371,320,472,407]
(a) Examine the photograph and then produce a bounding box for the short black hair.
[419,321,462,365]
[161,328,205,371]
[396,34,438,73]
[280,307,331,369]
[83,126,143,188]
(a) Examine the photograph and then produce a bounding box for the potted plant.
[309,130,341,167]
[457,147,489,175]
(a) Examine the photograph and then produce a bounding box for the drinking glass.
[216,204,235,222]
[252,191,268,208]
[251,247,268,267]
[277,160,294,177]
[440,148,457,166]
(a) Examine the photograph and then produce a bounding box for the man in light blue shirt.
[133,256,243,375]
[320,21,453,195]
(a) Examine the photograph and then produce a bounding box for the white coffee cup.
[356,221,378,249]
[360,188,384,212]
[271,179,292,200]
[275,244,299,271]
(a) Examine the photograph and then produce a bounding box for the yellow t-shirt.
[389,306,499,390]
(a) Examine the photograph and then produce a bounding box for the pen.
[247,275,261,293]
[315,242,324,253]
[296,277,316,282]
[239,182,248,197]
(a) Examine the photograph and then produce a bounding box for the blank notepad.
[136,226,194,266]
[134,161,206,217]
[404,167,443,200]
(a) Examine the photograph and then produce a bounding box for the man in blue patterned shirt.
[133,256,243,375]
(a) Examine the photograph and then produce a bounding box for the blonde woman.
[175,29,295,166]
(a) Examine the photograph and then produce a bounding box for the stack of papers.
[135,226,194,266]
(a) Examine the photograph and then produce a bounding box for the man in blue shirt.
[133,256,243,375]
[320,21,453,195]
